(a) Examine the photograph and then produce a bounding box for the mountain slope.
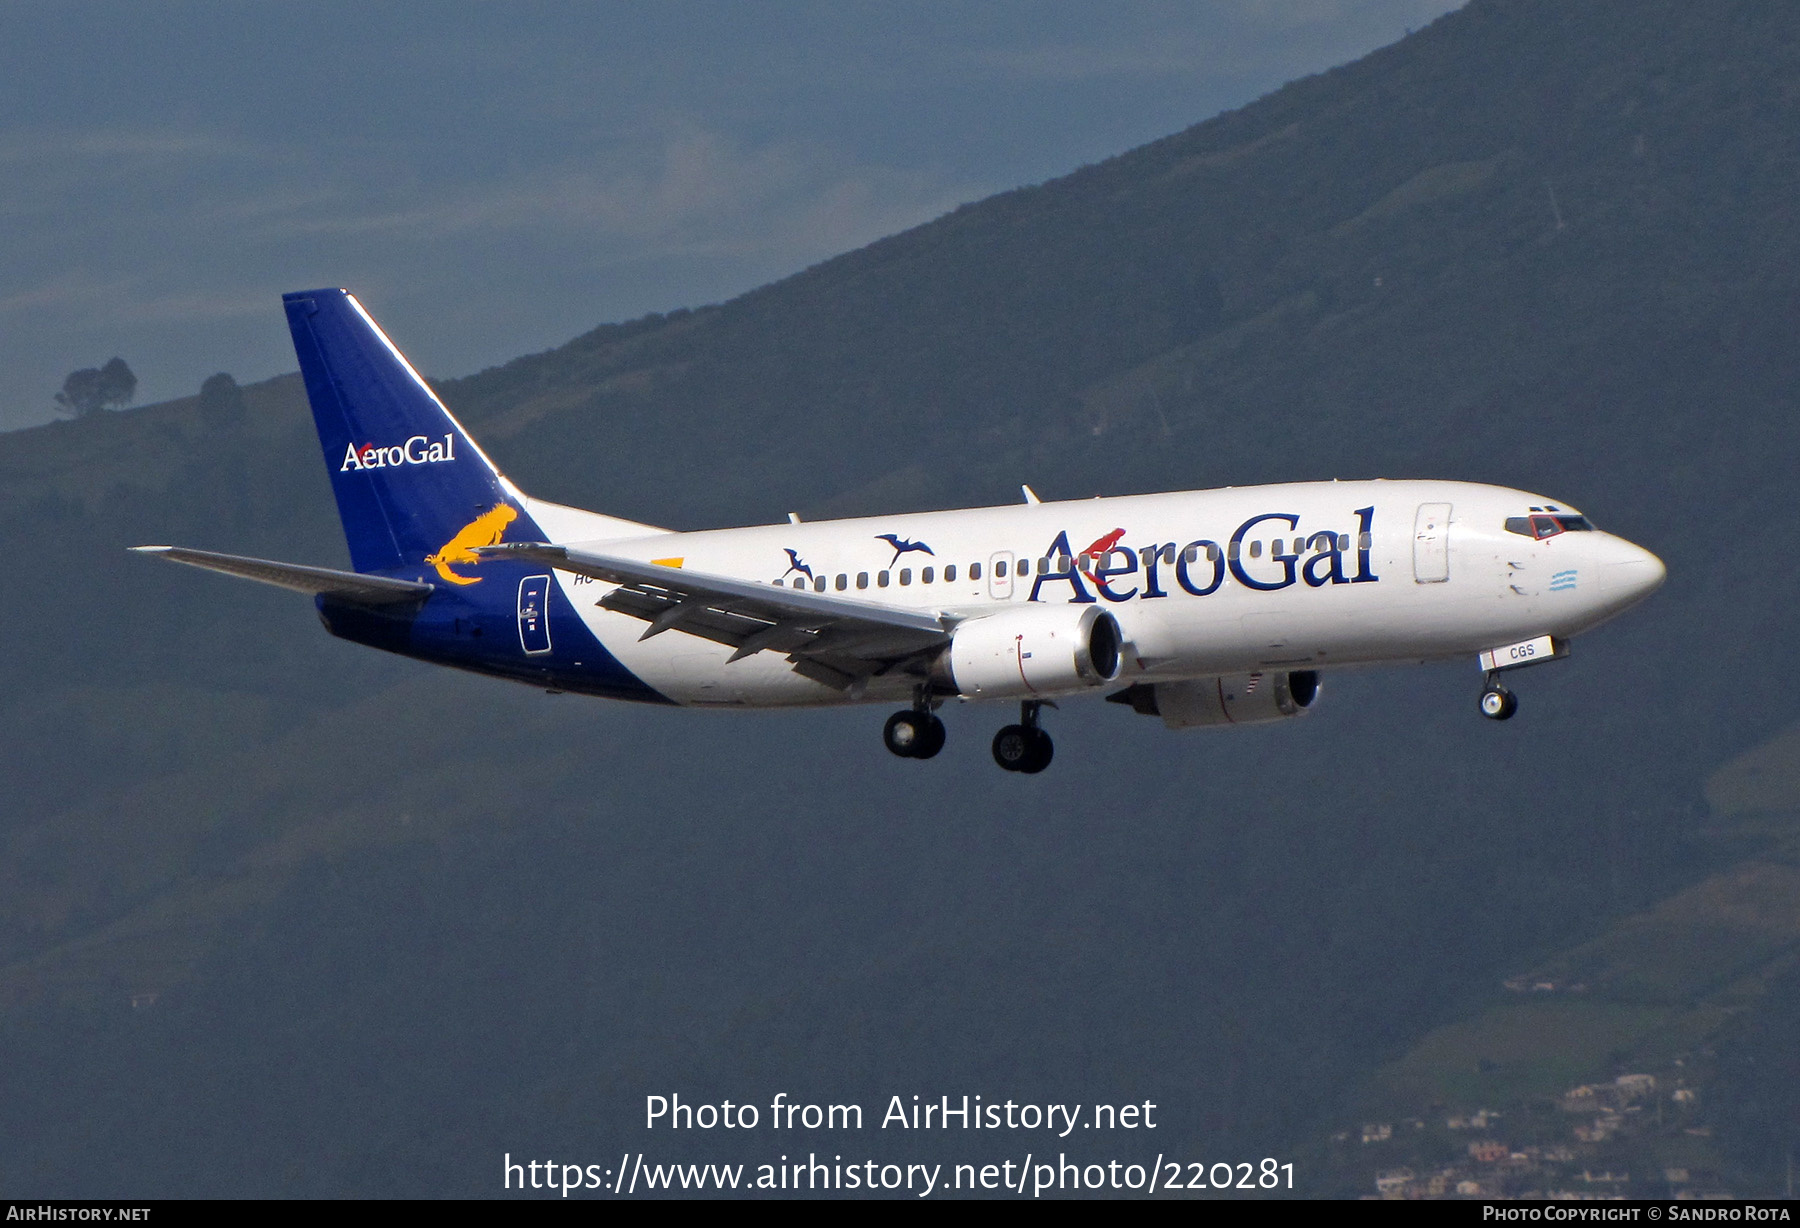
[1321,723,1800,1197]
[4,0,1800,1195]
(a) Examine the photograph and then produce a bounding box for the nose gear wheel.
[1479,681,1518,721]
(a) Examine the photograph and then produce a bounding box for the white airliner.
[136,289,1665,772]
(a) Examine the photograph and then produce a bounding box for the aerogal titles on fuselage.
[340,433,457,472]
[1028,507,1379,603]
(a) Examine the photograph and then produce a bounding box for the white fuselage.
[529,479,1665,708]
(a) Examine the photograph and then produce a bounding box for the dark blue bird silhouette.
[780,548,814,582]
[876,534,935,567]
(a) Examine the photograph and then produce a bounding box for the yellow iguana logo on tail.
[425,504,517,585]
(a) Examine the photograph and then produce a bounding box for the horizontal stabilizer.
[131,546,433,605]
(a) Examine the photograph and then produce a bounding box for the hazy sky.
[0,1,1460,431]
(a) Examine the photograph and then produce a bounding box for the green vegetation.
[4,0,1800,1195]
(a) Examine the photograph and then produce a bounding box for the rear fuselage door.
[518,574,554,654]
[1413,503,1451,583]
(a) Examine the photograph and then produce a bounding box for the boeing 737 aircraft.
[136,290,1666,773]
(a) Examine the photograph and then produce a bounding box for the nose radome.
[1604,537,1666,604]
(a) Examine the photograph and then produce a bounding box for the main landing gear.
[882,695,1056,772]
[883,697,946,759]
[1478,672,1518,721]
[992,700,1054,774]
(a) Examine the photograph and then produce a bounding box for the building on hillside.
[1580,1169,1630,1187]
[1468,1140,1509,1164]
[1447,1108,1498,1130]
[1374,1168,1415,1197]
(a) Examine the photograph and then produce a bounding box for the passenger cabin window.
[1182,545,1198,564]
[995,560,1007,578]
[1249,540,1262,558]
[857,572,869,589]
[970,562,982,580]
[1017,558,1029,577]
[814,576,826,592]
[836,574,848,591]
[1338,534,1350,551]
[899,568,911,585]
[945,565,957,582]
[923,566,935,583]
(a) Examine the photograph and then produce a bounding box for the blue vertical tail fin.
[283,288,545,579]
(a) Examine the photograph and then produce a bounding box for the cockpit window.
[1504,514,1594,539]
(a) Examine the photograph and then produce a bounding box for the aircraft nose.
[1602,537,1666,606]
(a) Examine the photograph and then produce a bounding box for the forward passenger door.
[988,551,1015,599]
[1413,503,1451,583]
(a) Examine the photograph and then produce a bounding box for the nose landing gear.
[992,700,1055,773]
[883,693,946,759]
[1478,673,1518,721]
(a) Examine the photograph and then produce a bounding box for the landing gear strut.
[992,700,1054,773]
[883,693,946,759]
[1478,672,1518,721]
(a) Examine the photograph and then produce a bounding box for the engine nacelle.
[1108,671,1321,729]
[940,605,1123,699]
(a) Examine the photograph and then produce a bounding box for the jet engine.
[938,605,1123,699]
[1107,671,1321,729]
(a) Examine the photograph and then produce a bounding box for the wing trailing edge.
[483,542,953,689]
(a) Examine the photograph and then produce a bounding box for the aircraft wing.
[484,543,953,690]
[131,545,433,605]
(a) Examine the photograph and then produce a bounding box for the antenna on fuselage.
[1021,485,1041,505]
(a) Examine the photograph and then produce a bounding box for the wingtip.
[130,545,172,554]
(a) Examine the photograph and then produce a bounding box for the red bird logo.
[1077,528,1127,581]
